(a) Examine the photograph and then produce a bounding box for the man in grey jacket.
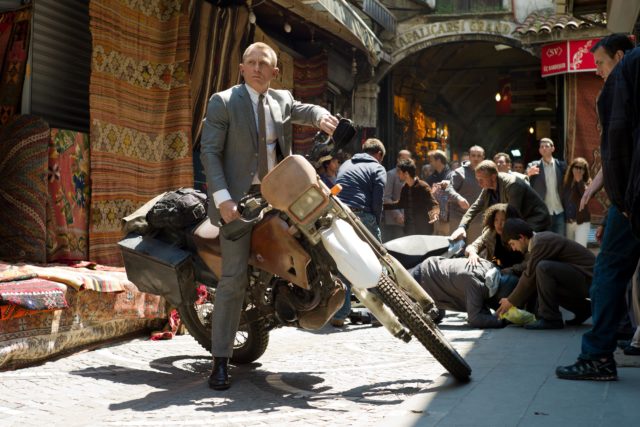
[411,256,516,328]
[200,42,338,390]
[447,145,485,243]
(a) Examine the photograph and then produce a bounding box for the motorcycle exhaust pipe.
[352,287,411,343]
[274,296,298,323]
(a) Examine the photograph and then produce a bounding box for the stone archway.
[358,17,555,165]
[377,18,533,81]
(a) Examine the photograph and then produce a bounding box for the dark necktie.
[257,94,268,180]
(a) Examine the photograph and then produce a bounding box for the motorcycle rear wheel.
[376,275,471,381]
[177,289,270,364]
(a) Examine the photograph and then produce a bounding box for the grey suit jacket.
[200,84,329,222]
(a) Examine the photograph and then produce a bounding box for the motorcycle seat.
[384,235,451,269]
[192,218,221,260]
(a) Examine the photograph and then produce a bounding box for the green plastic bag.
[499,306,536,326]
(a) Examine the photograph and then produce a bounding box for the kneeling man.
[411,256,517,329]
[496,218,594,329]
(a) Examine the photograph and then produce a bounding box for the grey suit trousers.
[211,223,254,357]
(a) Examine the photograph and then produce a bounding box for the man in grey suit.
[200,42,338,390]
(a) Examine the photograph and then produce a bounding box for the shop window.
[30,0,91,132]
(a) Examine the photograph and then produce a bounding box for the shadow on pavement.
[69,354,443,414]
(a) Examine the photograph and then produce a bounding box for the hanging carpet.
[88,0,193,265]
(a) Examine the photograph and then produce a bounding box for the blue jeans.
[550,212,566,236]
[580,206,640,359]
[334,211,381,320]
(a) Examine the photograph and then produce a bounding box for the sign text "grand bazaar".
[395,19,517,51]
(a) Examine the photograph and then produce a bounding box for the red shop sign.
[541,38,599,77]
[541,41,567,76]
[568,39,598,71]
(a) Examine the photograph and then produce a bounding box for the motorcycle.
[119,126,471,382]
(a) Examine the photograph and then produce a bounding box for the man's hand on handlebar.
[319,115,339,135]
[220,200,240,224]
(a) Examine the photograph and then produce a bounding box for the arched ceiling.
[392,41,558,157]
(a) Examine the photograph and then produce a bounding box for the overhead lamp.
[529,126,535,134]
[511,149,521,157]
[495,92,501,102]
[494,44,512,51]
[284,22,292,33]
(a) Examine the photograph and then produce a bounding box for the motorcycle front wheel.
[177,286,270,364]
[376,274,472,382]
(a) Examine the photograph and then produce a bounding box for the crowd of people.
[201,34,639,390]
[323,33,640,383]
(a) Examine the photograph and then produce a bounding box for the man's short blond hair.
[242,42,278,67]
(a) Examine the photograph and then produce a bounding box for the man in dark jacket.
[496,219,593,330]
[526,138,567,235]
[335,138,386,240]
[557,38,640,381]
[384,158,439,235]
[331,138,386,326]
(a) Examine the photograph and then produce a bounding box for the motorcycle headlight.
[289,186,325,221]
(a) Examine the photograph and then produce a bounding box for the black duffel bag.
[146,187,208,229]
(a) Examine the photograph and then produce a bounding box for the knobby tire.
[177,295,270,364]
[376,275,472,381]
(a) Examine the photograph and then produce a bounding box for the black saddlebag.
[118,233,194,307]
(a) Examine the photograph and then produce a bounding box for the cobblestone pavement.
[0,313,479,426]
[3,312,637,427]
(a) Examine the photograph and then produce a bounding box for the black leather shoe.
[524,318,564,330]
[623,345,640,356]
[208,357,230,390]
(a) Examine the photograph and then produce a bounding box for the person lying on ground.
[410,256,518,329]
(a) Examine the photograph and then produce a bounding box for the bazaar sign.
[394,19,518,53]
[541,39,598,77]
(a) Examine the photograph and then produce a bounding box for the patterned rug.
[0,278,68,313]
[0,280,166,369]
[46,129,91,262]
[89,0,193,265]
[0,115,50,263]
[0,6,31,126]
[0,263,128,293]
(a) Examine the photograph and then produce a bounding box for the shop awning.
[301,0,389,65]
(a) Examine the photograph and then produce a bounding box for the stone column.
[352,83,379,128]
